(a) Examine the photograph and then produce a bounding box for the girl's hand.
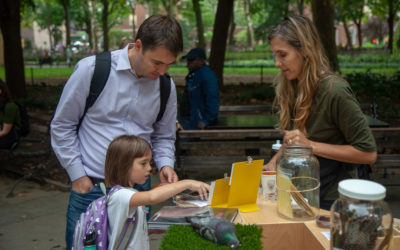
[190,181,210,201]
[263,160,276,171]
[283,129,313,148]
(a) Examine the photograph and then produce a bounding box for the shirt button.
[127,114,132,119]
[132,97,136,102]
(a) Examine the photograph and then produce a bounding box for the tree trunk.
[343,19,353,49]
[244,0,254,48]
[47,27,53,49]
[227,6,235,49]
[90,0,98,52]
[297,0,304,15]
[356,21,362,49]
[0,0,26,98]
[62,0,71,46]
[311,0,339,72]
[387,0,394,54]
[101,0,109,51]
[284,0,290,17]
[83,1,93,50]
[130,4,136,38]
[209,0,234,88]
[192,0,205,50]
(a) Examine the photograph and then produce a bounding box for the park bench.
[176,115,400,185]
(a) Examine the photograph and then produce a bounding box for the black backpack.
[77,51,171,130]
[15,102,30,137]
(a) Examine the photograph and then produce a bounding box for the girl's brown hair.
[104,135,151,187]
[268,15,332,134]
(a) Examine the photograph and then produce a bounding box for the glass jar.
[330,179,393,250]
[276,145,320,220]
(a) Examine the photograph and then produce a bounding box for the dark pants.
[0,128,19,149]
[65,176,151,250]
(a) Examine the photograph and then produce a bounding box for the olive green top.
[305,76,377,200]
[307,76,376,152]
[0,102,21,132]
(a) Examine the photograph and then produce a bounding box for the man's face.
[130,40,177,80]
[187,58,204,72]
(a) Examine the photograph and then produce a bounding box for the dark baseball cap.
[181,48,206,60]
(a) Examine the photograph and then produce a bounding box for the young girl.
[104,135,210,250]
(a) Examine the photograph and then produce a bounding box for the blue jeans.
[65,176,151,250]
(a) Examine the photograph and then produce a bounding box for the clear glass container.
[330,179,393,250]
[276,145,320,220]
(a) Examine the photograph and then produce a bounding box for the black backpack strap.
[77,51,112,129]
[156,73,171,122]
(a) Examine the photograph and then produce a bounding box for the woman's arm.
[0,123,13,137]
[129,179,210,208]
[284,129,377,164]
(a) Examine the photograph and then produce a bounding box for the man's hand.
[159,166,178,185]
[71,176,93,193]
[177,122,184,131]
[197,121,206,130]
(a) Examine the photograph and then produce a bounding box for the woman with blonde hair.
[263,16,377,209]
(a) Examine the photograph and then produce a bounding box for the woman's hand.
[283,129,314,148]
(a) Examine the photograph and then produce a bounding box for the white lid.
[272,140,282,151]
[338,179,386,201]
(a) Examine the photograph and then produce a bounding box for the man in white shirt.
[50,14,182,249]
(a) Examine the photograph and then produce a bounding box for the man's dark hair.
[135,14,183,56]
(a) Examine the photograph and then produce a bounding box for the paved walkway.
[0,174,170,250]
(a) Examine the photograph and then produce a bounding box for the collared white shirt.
[50,45,177,181]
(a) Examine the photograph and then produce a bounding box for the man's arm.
[151,78,178,184]
[50,57,94,183]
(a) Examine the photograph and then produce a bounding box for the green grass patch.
[160,224,263,250]
[0,65,397,80]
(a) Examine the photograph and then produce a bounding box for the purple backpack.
[72,183,138,250]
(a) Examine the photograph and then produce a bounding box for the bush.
[345,70,400,118]
[232,84,275,103]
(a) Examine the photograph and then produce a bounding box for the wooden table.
[234,194,399,250]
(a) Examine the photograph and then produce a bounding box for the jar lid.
[338,179,386,201]
[272,140,282,151]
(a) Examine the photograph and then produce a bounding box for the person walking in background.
[0,79,20,149]
[263,16,377,210]
[178,48,220,130]
[104,135,209,249]
[66,45,73,67]
[50,14,182,249]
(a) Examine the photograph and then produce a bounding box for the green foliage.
[345,70,400,117]
[109,29,130,49]
[24,85,64,111]
[230,84,275,103]
[160,224,262,250]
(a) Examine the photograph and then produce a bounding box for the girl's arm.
[0,123,13,137]
[129,179,210,208]
[263,146,283,171]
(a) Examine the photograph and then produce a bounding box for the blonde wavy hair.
[268,15,332,134]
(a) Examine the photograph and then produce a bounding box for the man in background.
[178,48,219,130]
